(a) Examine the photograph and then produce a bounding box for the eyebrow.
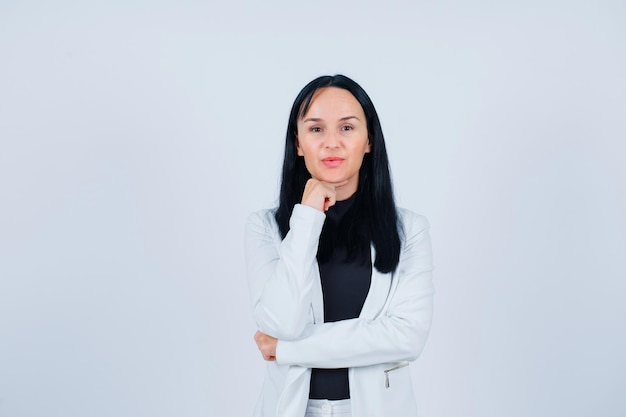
[302,116,361,123]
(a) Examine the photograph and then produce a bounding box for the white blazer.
[245,204,434,417]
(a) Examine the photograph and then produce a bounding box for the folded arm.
[275,213,434,368]
[245,204,325,340]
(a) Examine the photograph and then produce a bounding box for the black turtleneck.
[309,193,372,400]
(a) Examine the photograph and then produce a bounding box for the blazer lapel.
[311,263,324,324]
[359,246,393,320]
[310,246,393,323]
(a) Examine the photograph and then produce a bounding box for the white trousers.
[305,399,351,417]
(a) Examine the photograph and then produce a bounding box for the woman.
[245,74,434,417]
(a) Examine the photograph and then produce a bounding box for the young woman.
[245,74,434,417]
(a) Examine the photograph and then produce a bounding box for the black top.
[309,193,372,400]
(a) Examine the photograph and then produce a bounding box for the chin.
[311,174,340,183]
[324,178,347,185]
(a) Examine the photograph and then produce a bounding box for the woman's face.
[296,87,371,200]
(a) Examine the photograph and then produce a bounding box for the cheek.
[297,138,320,156]
[359,138,371,154]
[297,142,310,157]
[297,145,315,167]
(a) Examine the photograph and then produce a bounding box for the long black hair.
[275,74,402,273]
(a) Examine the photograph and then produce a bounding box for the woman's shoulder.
[396,207,430,233]
[244,208,281,244]
[247,207,277,221]
[246,208,279,232]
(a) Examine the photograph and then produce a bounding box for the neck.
[334,181,358,201]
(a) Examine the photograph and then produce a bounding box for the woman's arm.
[245,204,325,340]
[274,212,434,368]
[246,179,348,341]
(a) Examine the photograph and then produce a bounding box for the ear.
[296,138,304,156]
[365,140,372,154]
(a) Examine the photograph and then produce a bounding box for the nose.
[324,131,340,148]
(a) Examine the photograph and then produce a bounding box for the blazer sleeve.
[245,204,326,340]
[275,212,434,368]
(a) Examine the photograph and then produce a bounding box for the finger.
[324,189,339,211]
[323,196,334,212]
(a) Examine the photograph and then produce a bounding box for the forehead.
[300,87,364,120]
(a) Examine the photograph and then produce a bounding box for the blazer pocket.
[384,362,410,389]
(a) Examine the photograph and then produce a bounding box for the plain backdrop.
[1,1,625,416]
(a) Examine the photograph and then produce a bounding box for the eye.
[341,125,353,131]
[311,126,322,133]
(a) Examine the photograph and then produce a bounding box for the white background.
[1,1,625,416]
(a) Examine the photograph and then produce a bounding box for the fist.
[301,178,349,212]
[254,331,277,361]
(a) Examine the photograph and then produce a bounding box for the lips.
[322,157,345,168]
